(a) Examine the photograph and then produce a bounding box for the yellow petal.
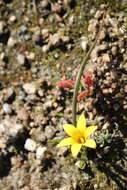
[63,124,81,137]
[57,137,76,147]
[84,139,96,148]
[85,126,97,138]
[77,113,86,135]
[71,143,82,157]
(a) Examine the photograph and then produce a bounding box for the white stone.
[39,18,44,25]
[75,160,81,168]
[24,138,37,152]
[42,44,50,52]
[9,15,16,23]
[49,33,61,46]
[36,146,47,159]
[94,10,102,19]
[26,52,35,60]
[23,83,36,94]
[80,37,88,51]
[61,36,69,43]
[41,28,49,38]
[0,52,5,60]
[3,103,12,114]
[11,124,23,135]
[7,37,16,47]
[17,54,25,65]
[102,53,110,62]
[41,0,49,8]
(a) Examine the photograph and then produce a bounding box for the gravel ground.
[0,0,127,190]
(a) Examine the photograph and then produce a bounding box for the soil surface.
[0,0,127,190]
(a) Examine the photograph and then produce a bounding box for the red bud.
[56,80,75,89]
[83,71,93,87]
[77,90,90,102]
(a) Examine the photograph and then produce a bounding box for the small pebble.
[37,89,44,97]
[36,146,47,159]
[39,18,44,26]
[41,0,49,8]
[124,85,127,93]
[102,53,110,62]
[88,19,98,33]
[9,15,16,23]
[41,28,50,39]
[3,103,12,114]
[17,108,29,121]
[49,33,61,46]
[17,54,25,65]
[43,100,52,110]
[20,25,27,35]
[99,29,106,40]
[42,44,50,52]
[111,46,117,56]
[64,0,72,6]
[7,37,16,47]
[0,52,5,60]
[26,52,35,60]
[11,124,23,135]
[24,138,37,152]
[45,125,55,139]
[23,83,37,94]
[51,3,62,13]
[94,10,103,19]
[80,37,88,51]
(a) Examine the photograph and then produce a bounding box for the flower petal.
[84,139,96,148]
[85,126,97,138]
[63,124,81,137]
[77,113,86,135]
[57,137,75,147]
[71,143,82,157]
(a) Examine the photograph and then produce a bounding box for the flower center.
[79,137,85,144]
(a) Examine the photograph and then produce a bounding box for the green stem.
[72,24,103,126]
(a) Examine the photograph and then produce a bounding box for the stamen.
[80,137,85,143]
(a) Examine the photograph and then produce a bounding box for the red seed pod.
[56,80,75,89]
[77,89,90,102]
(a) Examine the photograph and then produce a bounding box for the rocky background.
[0,0,127,190]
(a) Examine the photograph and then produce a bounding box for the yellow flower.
[57,113,97,157]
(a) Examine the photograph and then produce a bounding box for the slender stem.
[72,23,103,126]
